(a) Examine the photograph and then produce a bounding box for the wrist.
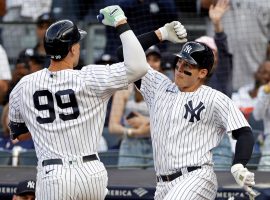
[116,19,127,27]
[214,23,223,33]
[231,163,244,173]
[127,128,133,137]
[123,128,133,137]
[158,27,168,41]
[154,30,162,41]
[116,23,131,35]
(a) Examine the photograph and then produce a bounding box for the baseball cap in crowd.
[95,53,118,65]
[15,180,36,195]
[37,13,54,27]
[195,36,217,52]
[161,52,177,70]
[18,48,46,66]
[145,45,161,58]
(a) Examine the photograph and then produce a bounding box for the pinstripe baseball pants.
[36,160,108,200]
[155,165,217,200]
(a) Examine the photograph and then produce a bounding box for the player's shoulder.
[200,85,231,101]
[11,69,45,90]
[145,68,171,83]
[20,69,46,84]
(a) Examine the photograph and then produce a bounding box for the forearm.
[232,127,254,166]
[108,122,126,135]
[117,23,149,83]
[16,132,32,141]
[213,21,223,33]
[117,31,160,61]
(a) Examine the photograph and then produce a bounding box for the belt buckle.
[166,175,170,182]
[69,158,78,165]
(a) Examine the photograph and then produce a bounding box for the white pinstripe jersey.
[9,63,128,163]
[140,68,250,175]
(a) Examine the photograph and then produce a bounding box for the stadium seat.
[18,150,38,166]
[98,150,119,167]
[0,150,12,165]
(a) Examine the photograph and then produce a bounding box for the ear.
[198,69,208,79]
[71,45,75,54]
[70,44,76,55]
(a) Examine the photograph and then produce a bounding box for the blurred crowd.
[0,0,270,171]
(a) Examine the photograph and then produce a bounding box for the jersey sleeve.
[8,82,30,139]
[215,92,250,132]
[81,62,128,98]
[9,83,24,123]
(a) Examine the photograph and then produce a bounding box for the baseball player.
[118,29,256,198]
[8,5,149,200]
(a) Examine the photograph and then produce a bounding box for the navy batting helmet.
[175,41,214,76]
[44,20,87,60]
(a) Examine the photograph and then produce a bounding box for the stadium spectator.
[2,1,52,61]
[145,45,162,72]
[109,84,152,168]
[252,66,270,171]
[232,61,270,121]
[0,44,12,105]
[12,180,35,200]
[18,12,54,68]
[160,51,176,81]
[202,0,270,91]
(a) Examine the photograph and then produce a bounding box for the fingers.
[173,22,187,38]
[243,186,257,197]
[179,38,187,43]
[244,172,255,186]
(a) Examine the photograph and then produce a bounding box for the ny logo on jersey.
[183,45,192,53]
[184,100,205,122]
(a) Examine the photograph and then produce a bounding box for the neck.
[179,81,203,92]
[48,59,73,72]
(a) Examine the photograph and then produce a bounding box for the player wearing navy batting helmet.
[8,5,149,200]
[116,23,257,199]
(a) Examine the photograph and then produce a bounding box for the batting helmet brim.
[174,52,198,66]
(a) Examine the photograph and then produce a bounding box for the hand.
[130,123,150,138]
[209,0,230,26]
[231,164,257,196]
[126,112,149,128]
[97,5,127,27]
[158,21,187,43]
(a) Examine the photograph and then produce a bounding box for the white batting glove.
[158,21,187,43]
[231,164,257,196]
[98,5,127,27]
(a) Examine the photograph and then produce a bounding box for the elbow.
[108,123,117,135]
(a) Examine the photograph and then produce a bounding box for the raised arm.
[116,21,187,61]
[98,5,149,83]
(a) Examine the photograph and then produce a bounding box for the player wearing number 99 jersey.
[8,5,149,200]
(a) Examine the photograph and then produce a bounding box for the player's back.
[9,67,114,161]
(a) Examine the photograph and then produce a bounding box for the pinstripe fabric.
[9,63,128,200]
[140,68,250,199]
[155,166,217,200]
